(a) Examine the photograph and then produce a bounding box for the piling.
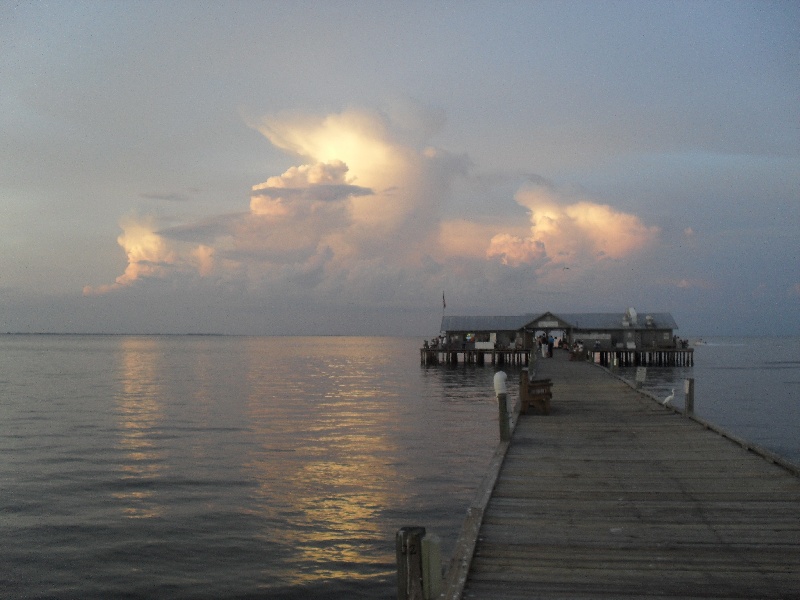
[493,371,510,442]
[396,527,425,600]
[684,377,695,415]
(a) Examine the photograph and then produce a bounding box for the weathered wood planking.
[457,351,800,599]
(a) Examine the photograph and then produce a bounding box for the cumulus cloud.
[250,160,372,216]
[83,215,222,296]
[86,108,468,298]
[83,215,179,295]
[486,234,546,266]
[85,108,659,315]
[486,183,660,270]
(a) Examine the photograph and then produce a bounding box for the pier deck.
[450,350,800,599]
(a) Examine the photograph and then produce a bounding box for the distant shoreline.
[2,332,798,339]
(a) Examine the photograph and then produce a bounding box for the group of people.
[423,335,447,349]
[673,335,690,348]
[536,334,556,358]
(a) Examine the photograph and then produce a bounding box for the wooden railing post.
[396,527,425,600]
[396,527,441,600]
[635,367,647,389]
[684,378,695,415]
[494,371,510,442]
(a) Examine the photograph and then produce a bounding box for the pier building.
[421,308,692,366]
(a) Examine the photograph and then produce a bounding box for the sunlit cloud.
[487,183,660,269]
[253,111,418,233]
[83,215,212,295]
[87,108,470,298]
[85,109,660,308]
[84,216,176,295]
[438,219,526,260]
[243,111,470,274]
[250,160,372,217]
[192,244,214,277]
[486,233,546,266]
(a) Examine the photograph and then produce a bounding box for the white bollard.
[493,371,507,395]
[494,371,510,441]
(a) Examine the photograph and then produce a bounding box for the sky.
[1,1,798,337]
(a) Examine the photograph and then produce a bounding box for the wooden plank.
[450,352,800,599]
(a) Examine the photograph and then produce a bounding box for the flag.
[442,291,446,310]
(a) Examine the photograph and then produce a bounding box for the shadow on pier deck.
[445,349,800,599]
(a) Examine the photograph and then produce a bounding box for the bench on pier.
[519,373,553,415]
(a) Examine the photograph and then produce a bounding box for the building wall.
[573,328,674,350]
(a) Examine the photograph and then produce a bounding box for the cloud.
[83,215,211,295]
[486,183,660,269]
[83,215,178,295]
[86,108,469,298]
[139,192,191,202]
[250,110,468,243]
[86,108,663,319]
[192,244,214,277]
[486,234,546,266]
[439,219,522,260]
[250,160,373,216]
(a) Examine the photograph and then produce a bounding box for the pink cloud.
[486,184,660,269]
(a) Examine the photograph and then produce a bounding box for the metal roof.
[441,312,678,332]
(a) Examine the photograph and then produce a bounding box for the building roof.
[546,312,679,331]
[441,311,678,332]
[441,315,533,332]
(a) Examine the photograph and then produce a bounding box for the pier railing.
[420,345,693,367]
[419,346,531,366]
[591,347,694,367]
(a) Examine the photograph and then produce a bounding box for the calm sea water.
[2,335,798,598]
[0,335,515,599]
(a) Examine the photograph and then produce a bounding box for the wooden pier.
[592,347,694,367]
[421,346,693,367]
[443,350,800,599]
[420,347,530,366]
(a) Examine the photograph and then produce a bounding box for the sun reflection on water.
[243,339,402,585]
[113,337,166,518]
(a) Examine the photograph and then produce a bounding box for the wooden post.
[520,368,529,399]
[421,533,442,599]
[497,392,510,441]
[494,371,510,442]
[684,378,695,415]
[635,367,647,389]
[396,527,425,600]
[396,527,441,600]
